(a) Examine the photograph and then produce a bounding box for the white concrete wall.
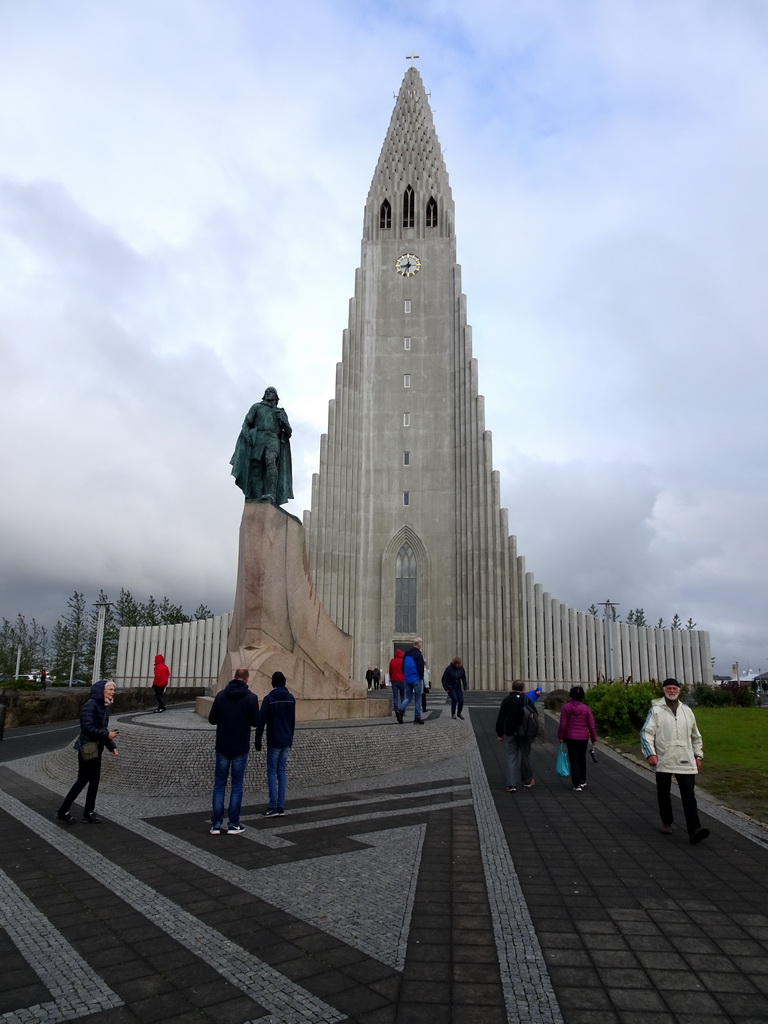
[115,614,232,691]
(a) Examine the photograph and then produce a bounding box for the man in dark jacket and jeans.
[496,680,537,792]
[256,671,296,817]
[208,668,260,835]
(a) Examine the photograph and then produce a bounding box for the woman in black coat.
[57,680,119,824]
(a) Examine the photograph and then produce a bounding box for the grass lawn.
[609,707,768,825]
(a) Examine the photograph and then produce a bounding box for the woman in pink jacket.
[558,686,598,792]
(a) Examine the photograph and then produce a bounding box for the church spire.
[364,67,454,242]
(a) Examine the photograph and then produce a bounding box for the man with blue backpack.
[395,639,425,725]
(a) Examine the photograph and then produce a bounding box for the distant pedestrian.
[207,668,260,835]
[152,654,170,713]
[40,669,47,690]
[389,649,405,720]
[366,667,374,690]
[396,639,425,725]
[524,685,542,704]
[256,671,296,817]
[372,667,381,690]
[640,678,710,844]
[496,680,537,791]
[57,680,119,824]
[558,686,598,792]
[441,657,468,719]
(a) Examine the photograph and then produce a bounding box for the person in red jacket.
[389,649,405,722]
[152,654,170,713]
[558,685,598,791]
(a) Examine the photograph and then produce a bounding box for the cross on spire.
[406,51,420,64]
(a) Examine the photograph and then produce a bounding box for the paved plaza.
[2,696,768,1023]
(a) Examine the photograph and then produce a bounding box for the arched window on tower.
[395,543,417,633]
[403,186,414,228]
[380,199,391,230]
[426,196,437,228]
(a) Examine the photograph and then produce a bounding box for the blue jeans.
[211,751,248,828]
[400,680,423,719]
[391,682,405,714]
[267,746,290,810]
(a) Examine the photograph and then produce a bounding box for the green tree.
[626,608,647,627]
[587,604,598,617]
[114,588,143,628]
[671,614,682,630]
[158,597,189,624]
[685,617,697,630]
[193,603,213,620]
[52,592,89,681]
[0,614,47,676]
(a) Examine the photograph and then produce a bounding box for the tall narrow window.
[395,542,417,632]
[426,196,437,228]
[403,451,410,466]
[403,186,415,228]
[403,412,411,426]
[403,336,411,350]
[379,199,391,229]
[404,300,411,313]
[403,374,411,388]
[403,492,410,506]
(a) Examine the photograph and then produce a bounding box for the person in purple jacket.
[558,685,598,792]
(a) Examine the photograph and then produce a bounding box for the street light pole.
[92,601,112,683]
[598,600,620,682]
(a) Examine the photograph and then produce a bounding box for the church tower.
[116,68,713,691]
[304,67,520,688]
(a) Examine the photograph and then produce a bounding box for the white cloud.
[0,0,766,675]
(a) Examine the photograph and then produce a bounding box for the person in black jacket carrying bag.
[57,680,119,824]
[495,680,537,793]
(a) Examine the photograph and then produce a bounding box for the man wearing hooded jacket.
[256,671,296,816]
[641,678,709,845]
[152,653,170,712]
[208,669,260,834]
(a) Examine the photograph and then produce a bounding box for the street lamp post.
[92,601,112,684]
[598,600,620,682]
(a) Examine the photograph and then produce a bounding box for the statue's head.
[263,387,279,404]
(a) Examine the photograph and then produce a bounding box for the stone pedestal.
[214,503,380,720]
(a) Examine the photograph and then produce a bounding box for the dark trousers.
[60,753,102,817]
[565,738,589,788]
[655,772,701,835]
[448,687,464,715]
[153,685,166,710]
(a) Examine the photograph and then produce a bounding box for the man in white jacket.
[640,678,710,845]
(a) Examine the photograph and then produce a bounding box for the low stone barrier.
[0,688,206,729]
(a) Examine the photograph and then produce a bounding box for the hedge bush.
[693,684,758,708]
[0,678,43,692]
[584,681,663,736]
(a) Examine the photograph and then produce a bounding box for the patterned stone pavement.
[1,698,768,1023]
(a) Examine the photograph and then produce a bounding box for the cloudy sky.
[1,0,766,676]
